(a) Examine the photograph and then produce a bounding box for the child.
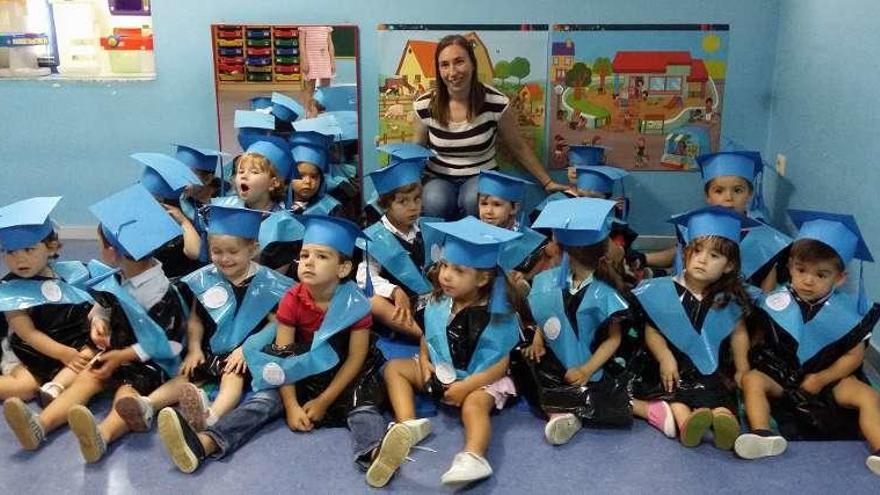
[0,197,93,405]
[356,143,436,340]
[630,206,754,450]
[174,144,231,263]
[234,136,294,212]
[3,185,187,462]
[108,203,293,446]
[134,152,206,279]
[372,217,522,488]
[300,26,336,116]
[289,117,343,216]
[735,210,880,475]
[513,198,633,445]
[155,215,387,482]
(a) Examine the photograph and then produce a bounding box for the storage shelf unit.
[212,24,301,86]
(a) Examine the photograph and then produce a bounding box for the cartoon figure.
[704,97,715,122]
[634,136,649,168]
[553,134,568,166]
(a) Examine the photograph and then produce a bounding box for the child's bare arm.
[803,343,866,393]
[274,322,296,347]
[646,324,679,392]
[180,300,206,376]
[571,320,623,384]
[458,355,509,395]
[5,310,87,370]
[315,328,369,406]
[730,319,751,386]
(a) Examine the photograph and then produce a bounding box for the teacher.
[412,34,567,220]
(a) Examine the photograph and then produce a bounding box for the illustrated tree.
[565,62,592,99]
[509,57,531,85]
[494,60,510,85]
[593,57,613,94]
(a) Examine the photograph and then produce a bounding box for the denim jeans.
[203,389,386,469]
[422,174,481,220]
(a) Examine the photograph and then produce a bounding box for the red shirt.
[275,283,372,344]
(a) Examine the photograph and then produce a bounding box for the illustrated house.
[551,39,575,83]
[519,82,544,113]
[394,31,495,90]
[611,51,709,99]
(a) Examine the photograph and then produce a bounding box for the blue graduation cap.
[324,111,359,142]
[314,84,357,112]
[271,92,305,123]
[668,205,760,245]
[133,152,202,200]
[0,197,61,251]
[378,142,435,165]
[478,170,534,204]
[568,145,606,167]
[290,118,338,169]
[243,136,296,181]
[425,216,521,270]
[205,204,267,240]
[173,144,227,173]
[250,95,273,111]
[696,151,762,185]
[788,209,873,265]
[89,184,183,261]
[532,197,617,247]
[368,158,425,196]
[300,214,368,258]
[235,110,277,149]
[574,165,629,195]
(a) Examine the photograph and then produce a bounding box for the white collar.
[122,259,164,289]
[381,214,419,242]
[568,271,594,295]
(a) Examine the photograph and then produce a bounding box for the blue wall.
[0,0,780,236]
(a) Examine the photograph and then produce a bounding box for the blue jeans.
[203,389,387,470]
[422,174,480,220]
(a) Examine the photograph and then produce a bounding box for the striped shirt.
[413,84,509,177]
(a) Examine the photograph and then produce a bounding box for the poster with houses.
[376,24,549,172]
[548,24,730,171]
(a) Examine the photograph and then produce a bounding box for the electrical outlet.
[776,153,787,176]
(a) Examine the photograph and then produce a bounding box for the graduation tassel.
[286,182,294,209]
[218,155,226,197]
[858,261,868,316]
[364,239,375,298]
[556,251,570,290]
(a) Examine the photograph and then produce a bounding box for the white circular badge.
[430,244,444,263]
[203,286,229,309]
[40,281,62,302]
[543,317,562,341]
[435,362,456,385]
[262,362,286,386]
[766,291,792,312]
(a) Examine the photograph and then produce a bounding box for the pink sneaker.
[646,400,676,438]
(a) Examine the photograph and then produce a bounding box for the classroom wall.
[0,0,780,236]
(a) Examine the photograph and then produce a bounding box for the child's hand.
[91,350,125,381]
[162,204,188,226]
[179,349,206,377]
[61,346,91,373]
[522,330,546,362]
[302,397,329,423]
[419,356,435,385]
[286,406,313,432]
[442,382,469,407]
[799,373,824,395]
[659,357,679,393]
[564,367,590,386]
[391,288,415,327]
[90,317,111,350]
[223,347,247,375]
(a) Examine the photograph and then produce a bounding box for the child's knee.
[741,370,765,392]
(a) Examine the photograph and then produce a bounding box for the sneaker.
[679,408,713,448]
[38,382,64,408]
[646,401,676,439]
[711,410,741,450]
[401,418,432,445]
[179,383,210,432]
[734,431,788,460]
[157,407,206,474]
[866,453,880,476]
[544,413,582,445]
[115,395,154,432]
[440,451,493,486]
[68,405,106,463]
[366,423,414,488]
[3,398,45,450]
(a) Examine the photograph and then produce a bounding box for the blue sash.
[528,268,628,379]
[359,220,431,295]
[182,264,293,355]
[0,262,94,312]
[258,210,305,248]
[85,260,180,377]
[424,296,520,380]
[633,277,741,375]
[741,223,791,279]
[304,194,341,216]
[760,288,863,365]
[499,226,546,273]
[243,281,371,391]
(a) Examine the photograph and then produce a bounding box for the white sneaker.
[38,382,64,408]
[366,423,413,488]
[544,413,582,445]
[68,405,107,463]
[3,397,45,450]
[440,451,493,486]
[734,432,787,460]
[866,454,880,476]
[179,383,210,432]
[401,418,432,445]
[114,395,154,432]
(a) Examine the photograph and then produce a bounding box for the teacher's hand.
[543,180,570,193]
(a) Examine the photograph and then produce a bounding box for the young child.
[106,203,293,447]
[174,144,231,263]
[234,136,294,212]
[134,152,206,279]
[3,185,187,462]
[735,210,880,475]
[372,217,522,488]
[630,206,754,450]
[155,215,387,481]
[0,197,93,405]
[289,117,343,216]
[356,143,436,340]
[513,198,633,445]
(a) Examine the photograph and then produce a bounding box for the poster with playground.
[377,24,549,171]
[548,24,729,171]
